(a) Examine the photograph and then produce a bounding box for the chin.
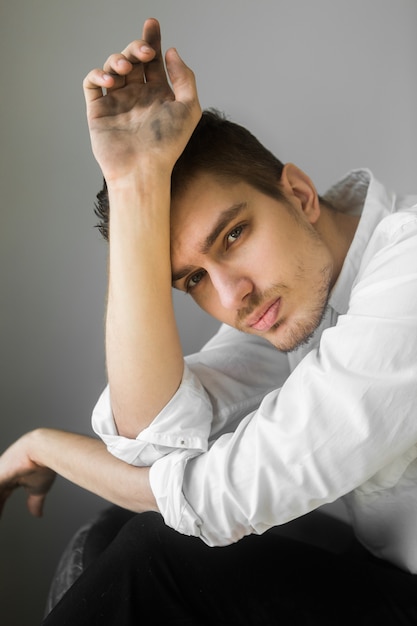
[267,309,325,353]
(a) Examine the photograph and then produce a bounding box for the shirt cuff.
[91,364,213,466]
[149,449,204,537]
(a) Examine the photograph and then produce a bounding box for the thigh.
[43,510,417,626]
[82,505,137,568]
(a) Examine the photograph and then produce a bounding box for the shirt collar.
[326,169,396,315]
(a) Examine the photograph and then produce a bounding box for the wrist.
[107,169,171,217]
[105,160,172,195]
[26,428,50,466]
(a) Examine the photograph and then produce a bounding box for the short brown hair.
[94,109,286,241]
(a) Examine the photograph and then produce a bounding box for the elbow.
[111,402,150,440]
[114,418,141,440]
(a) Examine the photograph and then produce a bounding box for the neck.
[318,203,360,288]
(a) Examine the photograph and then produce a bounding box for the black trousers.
[43,507,417,625]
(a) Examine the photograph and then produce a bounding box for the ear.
[280,163,320,224]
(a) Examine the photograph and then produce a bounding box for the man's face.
[171,172,334,352]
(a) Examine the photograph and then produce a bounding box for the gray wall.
[1,1,416,623]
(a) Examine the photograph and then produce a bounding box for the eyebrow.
[171,202,247,285]
[200,202,247,254]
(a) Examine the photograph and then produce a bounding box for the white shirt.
[92,170,417,573]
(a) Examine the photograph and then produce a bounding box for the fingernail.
[140,44,153,53]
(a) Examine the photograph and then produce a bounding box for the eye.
[186,269,206,292]
[226,224,245,247]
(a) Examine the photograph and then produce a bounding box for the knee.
[111,510,167,554]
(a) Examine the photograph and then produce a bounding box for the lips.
[248,298,281,332]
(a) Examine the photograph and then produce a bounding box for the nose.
[211,267,253,310]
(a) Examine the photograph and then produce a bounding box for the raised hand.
[84,20,195,439]
[83,18,201,183]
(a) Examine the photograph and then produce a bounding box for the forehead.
[170,173,244,232]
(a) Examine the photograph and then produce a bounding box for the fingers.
[83,17,160,105]
[83,45,155,104]
[83,70,114,104]
[119,17,161,63]
[141,17,162,55]
[102,53,141,93]
[117,18,167,86]
[103,54,134,79]
[139,18,167,85]
[0,487,13,518]
[27,492,45,518]
[0,487,46,519]
[103,45,156,83]
[83,18,200,115]
[83,40,159,105]
[165,48,200,111]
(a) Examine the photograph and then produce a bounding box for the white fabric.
[92,367,212,466]
[93,169,417,572]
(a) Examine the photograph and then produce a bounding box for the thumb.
[165,48,199,107]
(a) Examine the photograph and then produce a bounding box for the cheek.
[192,283,218,314]
[192,284,232,323]
[244,237,283,278]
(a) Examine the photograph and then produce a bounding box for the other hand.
[0,432,56,518]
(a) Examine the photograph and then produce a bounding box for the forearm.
[83,20,201,440]
[106,170,184,438]
[30,428,158,512]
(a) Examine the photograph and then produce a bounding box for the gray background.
[1,1,416,623]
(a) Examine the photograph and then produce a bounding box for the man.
[1,17,417,624]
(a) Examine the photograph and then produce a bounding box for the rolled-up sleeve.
[92,323,289,466]
[92,364,213,466]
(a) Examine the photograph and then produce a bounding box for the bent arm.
[83,19,201,439]
[105,170,184,438]
[0,429,157,518]
[93,325,291,465]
